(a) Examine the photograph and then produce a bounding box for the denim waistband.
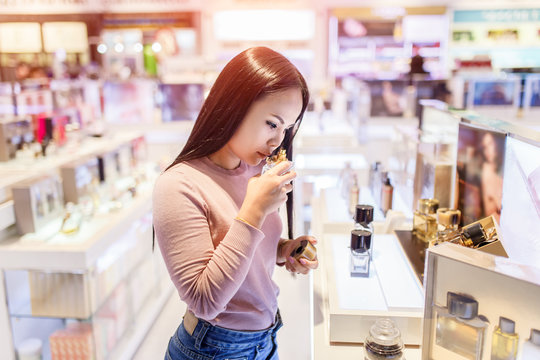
[188,310,282,350]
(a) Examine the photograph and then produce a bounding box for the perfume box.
[320,233,424,345]
[60,156,100,204]
[0,116,34,161]
[422,243,540,360]
[12,174,64,234]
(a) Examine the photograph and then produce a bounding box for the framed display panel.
[0,23,42,53]
[422,243,540,360]
[413,105,460,209]
[0,83,16,116]
[466,77,521,118]
[456,122,506,226]
[523,74,540,116]
[499,134,540,268]
[367,80,408,117]
[42,22,88,54]
[158,83,204,122]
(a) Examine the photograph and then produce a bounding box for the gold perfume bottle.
[433,220,498,249]
[491,317,519,360]
[413,198,439,242]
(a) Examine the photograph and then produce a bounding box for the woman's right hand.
[237,161,296,229]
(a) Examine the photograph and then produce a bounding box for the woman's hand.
[279,235,319,275]
[237,161,296,228]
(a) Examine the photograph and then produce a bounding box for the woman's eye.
[266,121,277,129]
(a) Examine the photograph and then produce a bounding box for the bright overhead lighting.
[152,42,162,53]
[114,43,124,53]
[97,43,107,54]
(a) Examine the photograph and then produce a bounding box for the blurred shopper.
[153,47,317,360]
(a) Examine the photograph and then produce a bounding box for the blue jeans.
[165,311,283,360]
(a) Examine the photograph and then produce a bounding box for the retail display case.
[422,242,540,360]
[0,131,171,360]
[0,115,34,161]
[523,74,540,117]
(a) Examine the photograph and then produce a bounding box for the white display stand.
[320,233,424,345]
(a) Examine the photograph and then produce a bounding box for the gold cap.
[418,198,439,214]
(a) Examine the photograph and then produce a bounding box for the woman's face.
[482,132,497,163]
[225,88,302,167]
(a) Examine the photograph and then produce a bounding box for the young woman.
[152,47,318,360]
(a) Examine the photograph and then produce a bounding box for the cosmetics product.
[433,219,498,249]
[290,240,317,261]
[381,178,393,215]
[262,148,288,174]
[491,317,519,360]
[339,161,355,199]
[61,157,101,204]
[433,292,489,360]
[413,198,439,242]
[364,318,404,360]
[349,175,360,216]
[59,202,83,235]
[354,205,374,231]
[368,161,382,197]
[350,229,372,277]
[0,116,34,161]
[437,208,461,232]
[518,329,540,360]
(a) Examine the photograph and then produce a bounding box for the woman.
[153,47,318,360]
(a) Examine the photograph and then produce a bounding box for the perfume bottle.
[339,161,355,199]
[413,198,439,242]
[60,202,82,235]
[518,329,540,360]
[364,318,404,360]
[350,230,371,277]
[354,205,374,232]
[491,317,519,360]
[381,178,393,215]
[433,292,489,360]
[348,174,360,217]
[435,221,497,249]
[436,208,461,238]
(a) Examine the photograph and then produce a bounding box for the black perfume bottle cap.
[499,317,516,334]
[462,223,486,246]
[447,292,478,320]
[355,205,374,224]
[351,230,372,252]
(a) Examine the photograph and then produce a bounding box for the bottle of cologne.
[518,329,540,360]
[354,204,374,252]
[434,221,498,249]
[491,317,519,360]
[348,174,360,217]
[60,202,82,235]
[436,208,461,238]
[413,198,439,242]
[350,229,371,277]
[381,178,393,215]
[433,292,489,360]
[364,318,404,360]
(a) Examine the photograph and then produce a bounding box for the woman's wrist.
[236,207,264,229]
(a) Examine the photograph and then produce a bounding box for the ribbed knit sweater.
[152,157,282,331]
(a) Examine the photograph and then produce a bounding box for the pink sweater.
[152,157,282,330]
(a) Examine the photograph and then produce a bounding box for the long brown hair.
[166,47,309,240]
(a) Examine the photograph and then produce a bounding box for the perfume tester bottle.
[364,318,404,360]
[434,221,497,249]
[491,317,519,360]
[518,329,540,360]
[433,292,489,360]
[350,230,372,277]
[413,198,439,242]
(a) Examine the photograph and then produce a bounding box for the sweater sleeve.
[152,170,265,320]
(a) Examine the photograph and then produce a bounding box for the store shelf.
[0,186,152,271]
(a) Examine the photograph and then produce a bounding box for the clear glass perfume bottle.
[348,175,360,217]
[433,292,489,360]
[350,230,371,277]
[518,329,540,360]
[491,317,519,360]
[353,204,374,260]
[413,198,439,242]
[364,318,404,360]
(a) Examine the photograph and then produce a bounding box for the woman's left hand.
[280,236,319,275]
